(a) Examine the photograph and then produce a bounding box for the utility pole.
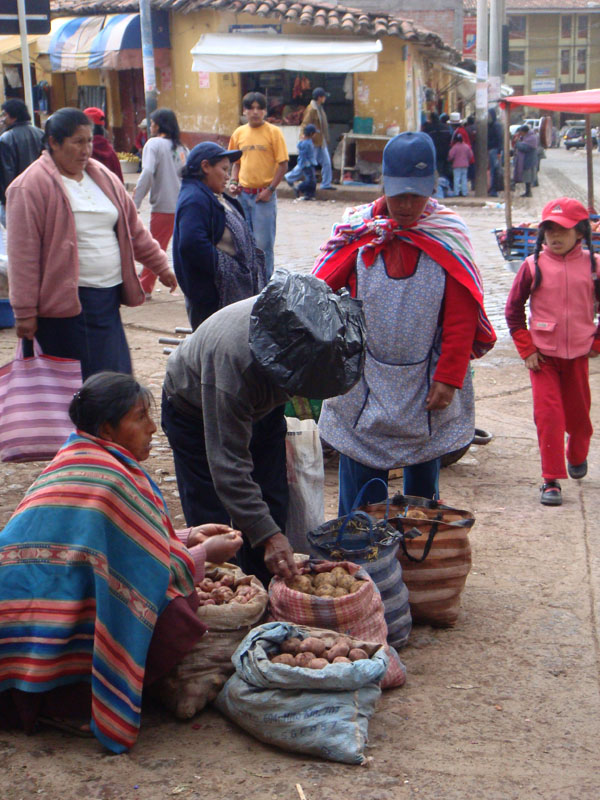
[139,0,157,124]
[16,0,34,120]
[475,0,488,197]
[488,0,502,105]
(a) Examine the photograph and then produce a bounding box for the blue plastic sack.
[215,621,388,764]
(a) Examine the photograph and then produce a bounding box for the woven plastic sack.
[215,621,387,764]
[268,559,406,689]
[307,479,412,649]
[285,416,324,553]
[360,493,474,627]
[0,338,81,462]
[152,563,268,718]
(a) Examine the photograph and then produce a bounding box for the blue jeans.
[238,190,277,279]
[285,163,304,184]
[337,453,441,516]
[314,144,333,188]
[453,167,468,197]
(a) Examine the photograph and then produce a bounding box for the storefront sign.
[531,78,556,93]
[463,17,476,59]
[198,71,210,89]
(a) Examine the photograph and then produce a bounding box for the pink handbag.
[0,339,82,462]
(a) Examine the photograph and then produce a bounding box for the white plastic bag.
[285,416,324,553]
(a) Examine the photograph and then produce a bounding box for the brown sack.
[360,494,474,628]
[153,563,268,719]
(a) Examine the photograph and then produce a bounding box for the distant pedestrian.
[424,112,452,183]
[228,92,289,278]
[301,87,336,190]
[487,108,503,196]
[513,125,538,198]
[134,108,188,297]
[285,123,317,200]
[505,197,600,506]
[134,118,148,157]
[448,134,473,197]
[0,98,43,226]
[84,106,123,182]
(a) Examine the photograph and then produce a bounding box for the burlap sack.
[153,563,268,719]
[268,559,406,689]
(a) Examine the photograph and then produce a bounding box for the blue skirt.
[28,285,132,381]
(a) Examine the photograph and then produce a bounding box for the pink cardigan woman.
[6,107,178,379]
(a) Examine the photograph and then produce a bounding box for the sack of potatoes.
[285,563,365,598]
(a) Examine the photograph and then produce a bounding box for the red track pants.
[139,211,175,294]
[530,354,593,480]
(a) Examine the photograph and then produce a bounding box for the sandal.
[540,480,562,506]
[38,716,93,738]
[567,460,587,480]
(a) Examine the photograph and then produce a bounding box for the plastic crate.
[353,116,373,134]
[0,298,14,328]
[494,224,600,262]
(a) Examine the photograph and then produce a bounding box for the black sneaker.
[322,186,337,190]
[568,460,588,479]
[540,480,562,506]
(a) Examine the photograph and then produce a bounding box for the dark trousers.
[161,392,288,586]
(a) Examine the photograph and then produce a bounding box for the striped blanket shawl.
[313,197,496,358]
[0,432,195,753]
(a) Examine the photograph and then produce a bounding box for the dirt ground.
[1,189,599,799]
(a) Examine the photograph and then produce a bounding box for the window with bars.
[508,16,526,39]
[578,15,588,39]
[577,49,587,76]
[560,49,570,76]
[561,15,572,39]
[508,50,525,76]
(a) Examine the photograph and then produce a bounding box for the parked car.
[563,126,598,149]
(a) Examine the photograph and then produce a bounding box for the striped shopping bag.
[0,338,82,462]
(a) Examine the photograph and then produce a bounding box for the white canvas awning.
[191,33,382,73]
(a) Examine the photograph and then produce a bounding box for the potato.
[330,566,349,581]
[280,637,302,655]
[271,653,295,666]
[287,575,313,594]
[308,658,329,670]
[408,508,428,519]
[347,580,365,594]
[326,643,350,661]
[348,648,369,661]
[299,637,326,657]
[336,574,355,591]
[295,652,315,668]
[332,656,352,664]
[330,587,348,598]
[314,585,335,597]
[220,574,235,587]
[313,572,335,588]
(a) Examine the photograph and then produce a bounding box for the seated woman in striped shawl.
[312,131,496,513]
[0,371,241,753]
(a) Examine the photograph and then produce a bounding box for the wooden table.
[339,132,391,179]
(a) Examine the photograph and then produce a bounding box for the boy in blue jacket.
[285,124,317,200]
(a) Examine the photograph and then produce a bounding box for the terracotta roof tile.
[50,0,458,56]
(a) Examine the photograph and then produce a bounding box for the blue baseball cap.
[382,132,436,197]
[186,141,242,172]
[304,123,317,135]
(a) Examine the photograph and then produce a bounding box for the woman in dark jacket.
[173,142,267,330]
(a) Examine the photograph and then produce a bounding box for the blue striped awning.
[48,13,170,72]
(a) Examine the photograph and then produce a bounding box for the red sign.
[463,17,476,58]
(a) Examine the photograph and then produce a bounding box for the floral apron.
[319,249,474,469]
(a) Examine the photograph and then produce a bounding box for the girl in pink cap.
[505,197,600,505]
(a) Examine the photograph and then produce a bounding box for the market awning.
[191,33,382,73]
[501,88,600,114]
[440,63,513,100]
[44,12,170,72]
[0,35,39,64]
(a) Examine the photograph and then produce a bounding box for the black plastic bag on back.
[249,270,366,399]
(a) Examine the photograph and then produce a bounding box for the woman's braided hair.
[532,218,597,296]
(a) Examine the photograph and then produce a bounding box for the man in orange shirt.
[229,92,288,278]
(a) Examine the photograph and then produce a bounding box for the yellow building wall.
[353,39,410,134]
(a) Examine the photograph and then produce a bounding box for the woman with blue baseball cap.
[173,141,267,330]
[313,131,496,510]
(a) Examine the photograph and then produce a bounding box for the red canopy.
[500,88,600,114]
